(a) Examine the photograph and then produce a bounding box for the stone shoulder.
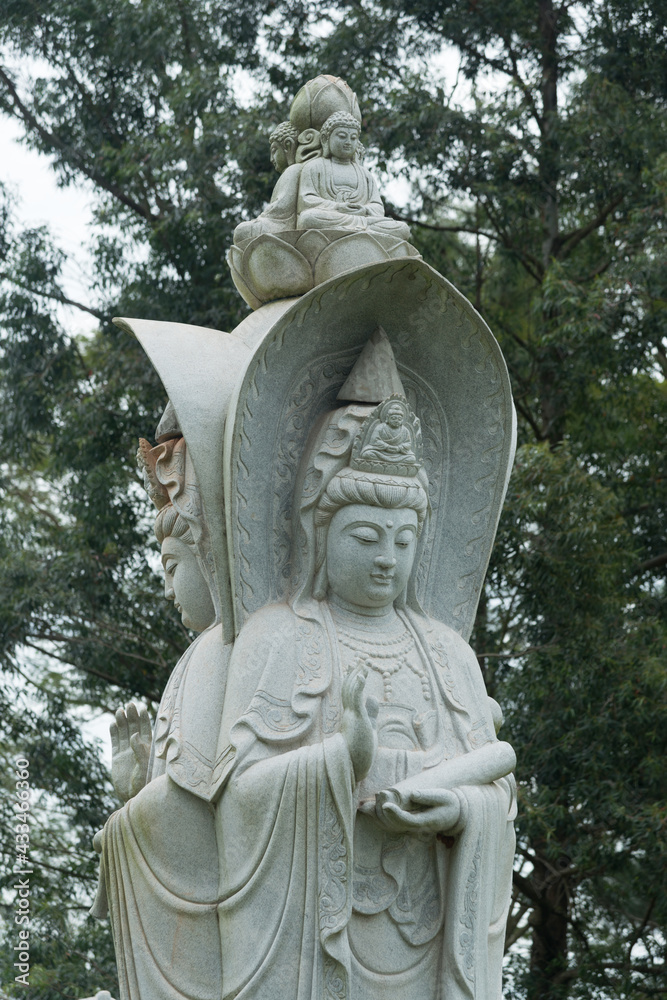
[237,602,297,643]
[415,613,476,661]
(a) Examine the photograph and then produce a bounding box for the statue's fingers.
[115,707,129,746]
[353,668,368,711]
[126,701,140,735]
[411,788,457,808]
[138,707,152,742]
[341,671,355,707]
[109,721,119,755]
[365,695,380,724]
[383,802,439,832]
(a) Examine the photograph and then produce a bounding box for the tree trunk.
[527,845,572,998]
[538,0,560,270]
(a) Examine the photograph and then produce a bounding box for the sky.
[1,114,98,340]
[2,116,119,762]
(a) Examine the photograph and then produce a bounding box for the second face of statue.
[325,504,418,612]
[161,536,215,632]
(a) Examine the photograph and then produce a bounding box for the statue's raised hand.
[110,703,152,803]
[341,664,378,782]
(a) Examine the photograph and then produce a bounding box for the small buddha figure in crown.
[358,396,418,466]
[296,111,411,239]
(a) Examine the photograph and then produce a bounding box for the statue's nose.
[374,554,396,568]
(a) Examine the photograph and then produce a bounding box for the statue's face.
[328,126,359,161]
[270,141,288,174]
[326,504,418,610]
[386,405,404,428]
[161,536,215,632]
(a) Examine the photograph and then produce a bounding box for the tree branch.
[515,398,546,441]
[454,35,542,128]
[513,869,542,905]
[0,271,105,320]
[384,206,501,241]
[0,64,157,223]
[631,551,667,575]
[556,194,625,259]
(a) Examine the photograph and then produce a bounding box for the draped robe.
[92,625,232,1000]
[234,163,303,245]
[297,158,412,241]
[214,600,516,1000]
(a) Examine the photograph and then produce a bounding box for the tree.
[0,1,665,997]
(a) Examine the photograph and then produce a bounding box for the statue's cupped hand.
[376,787,464,837]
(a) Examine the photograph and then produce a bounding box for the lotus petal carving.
[228,229,421,310]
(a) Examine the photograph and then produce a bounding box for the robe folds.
[214,601,516,1000]
[234,163,303,244]
[92,625,232,1000]
[296,158,412,241]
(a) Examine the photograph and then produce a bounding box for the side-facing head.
[138,435,216,633]
[269,121,299,173]
[154,504,216,632]
[320,112,361,162]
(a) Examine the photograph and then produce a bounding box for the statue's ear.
[283,135,297,166]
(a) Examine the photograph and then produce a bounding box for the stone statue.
[97,73,518,1000]
[296,111,411,240]
[91,428,229,1000]
[227,75,420,310]
[356,395,419,467]
[233,121,302,244]
[213,342,516,1000]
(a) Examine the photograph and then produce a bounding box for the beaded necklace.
[331,607,431,703]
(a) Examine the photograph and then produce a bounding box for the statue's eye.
[395,533,414,548]
[351,529,379,544]
[164,559,178,575]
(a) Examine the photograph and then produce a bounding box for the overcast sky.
[1,113,97,339]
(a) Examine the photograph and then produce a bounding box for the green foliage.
[0,1,665,997]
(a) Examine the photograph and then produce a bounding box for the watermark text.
[13,755,32,986]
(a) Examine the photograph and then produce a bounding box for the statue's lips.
[370,573,394,584]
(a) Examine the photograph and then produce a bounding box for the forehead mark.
[386,520,394,527]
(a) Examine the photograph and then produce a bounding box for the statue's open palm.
[110,703,152,803]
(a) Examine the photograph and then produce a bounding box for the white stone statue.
[91,429,229,1000]
[106,170,518,999]
[227,75,420,310]
[213,364,516,999]
[296,111,411,240]
[233,121,302,244]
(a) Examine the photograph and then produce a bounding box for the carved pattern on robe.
[459,834,483,985]
[319,783,349,1000]
[295,620,326,687]
[245,690,305,735]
